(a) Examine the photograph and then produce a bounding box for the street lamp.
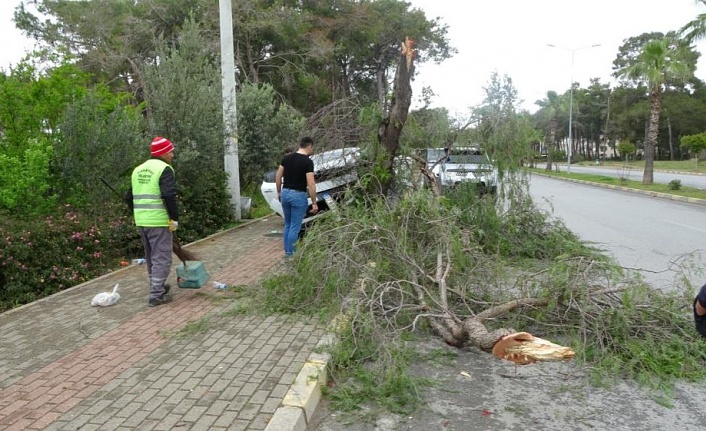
[547,43,601,173]
[219,0,242,220]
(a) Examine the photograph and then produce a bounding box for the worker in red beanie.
[125,136,179,307]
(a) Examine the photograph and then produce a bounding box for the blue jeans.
[281,188,309,256]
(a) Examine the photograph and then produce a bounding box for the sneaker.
[148,293,173,307]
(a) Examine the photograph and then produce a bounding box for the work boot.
[148,293,173,307]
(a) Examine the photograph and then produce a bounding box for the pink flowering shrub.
[0,202,141,311]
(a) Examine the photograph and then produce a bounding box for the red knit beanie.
[151,136,174,157]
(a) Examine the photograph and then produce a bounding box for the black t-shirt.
[281,152,314,192]
[695,283,706,337]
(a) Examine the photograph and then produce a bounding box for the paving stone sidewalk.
[0,217,325,431]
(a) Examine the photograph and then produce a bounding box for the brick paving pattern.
[0,217,324,430]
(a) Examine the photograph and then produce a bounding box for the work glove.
[168,219,179,231]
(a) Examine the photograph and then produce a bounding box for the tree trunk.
[377,38,415,194]
[374,45,391,110]
[376,62,387,110]
[426,296,556,351]
[545,118,557,171]
[667,116,674,161]
[243,34,259,85]
[126,56,153,124]
[643,90,661,185]
[340,58,351,98]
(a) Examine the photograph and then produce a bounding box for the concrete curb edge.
[265,333,337,431]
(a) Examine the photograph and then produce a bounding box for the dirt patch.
[308,335,706,430]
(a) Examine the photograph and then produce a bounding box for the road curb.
[265,334,336,431]
[532,172,706,206]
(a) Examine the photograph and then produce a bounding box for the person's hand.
[168,220,179,231]
[311,203,318,214]
[277,191,281,202]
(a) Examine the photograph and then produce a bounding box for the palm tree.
[535,91,563,171]
[615,37,693,184]
[680,0,706,43]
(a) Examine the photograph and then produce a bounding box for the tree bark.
[244,35,260,85]
[126,56,153,123]
[425,291,551,350]
[545,118,557,171]
[377,37,415,194]
[667,116,674,161]
[643,89,661,184]
[463,319,516,351]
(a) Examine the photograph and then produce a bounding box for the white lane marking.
[663,219,706,234]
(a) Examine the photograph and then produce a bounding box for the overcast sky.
[2,0,706,115]
[408,0,706,113]
[0,1,33,71]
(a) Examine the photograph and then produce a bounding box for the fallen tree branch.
[475,298,551,321]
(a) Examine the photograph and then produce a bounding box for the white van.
[427,146,498,194]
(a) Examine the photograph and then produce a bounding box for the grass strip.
[529,168,706,201]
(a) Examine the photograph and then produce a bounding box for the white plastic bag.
[91,283,120,307]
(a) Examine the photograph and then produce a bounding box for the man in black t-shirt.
[694,283,706,337]
[275,137,318,257]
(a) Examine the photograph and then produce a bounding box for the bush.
[0,203,141,311]
[0,138,55,215]
[617,140,636,161]
[680,132,706,159]
[54,89,145,207]
[668,179,682,191]
[238,83,305,187]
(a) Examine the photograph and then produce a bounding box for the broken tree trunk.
[377,37,415,195]
[417,249,575,365]
[428,297,575,364]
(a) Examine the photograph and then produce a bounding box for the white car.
[260,147,361,226]
[427,147,498,194]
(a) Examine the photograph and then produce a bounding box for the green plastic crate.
[176,261,209,289]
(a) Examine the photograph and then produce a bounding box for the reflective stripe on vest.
[131,159,173,227]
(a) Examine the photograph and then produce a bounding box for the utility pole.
[547,43,601,173]
[568,49,574,172]
[603,86,610,158]
[219,0,241,220]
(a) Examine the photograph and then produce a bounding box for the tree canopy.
[14,0,454,115]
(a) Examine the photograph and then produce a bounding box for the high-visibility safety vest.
[131,159,174,227]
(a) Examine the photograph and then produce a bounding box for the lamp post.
[219,0,241,220]
[547,43,601,173]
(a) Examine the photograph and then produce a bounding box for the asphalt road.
[560,163,706,189]
[529,174,706,292]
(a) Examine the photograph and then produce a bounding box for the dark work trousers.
[139,227,173,300]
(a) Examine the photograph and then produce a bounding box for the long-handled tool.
[171,232,196,265]
[99,177,198,265]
